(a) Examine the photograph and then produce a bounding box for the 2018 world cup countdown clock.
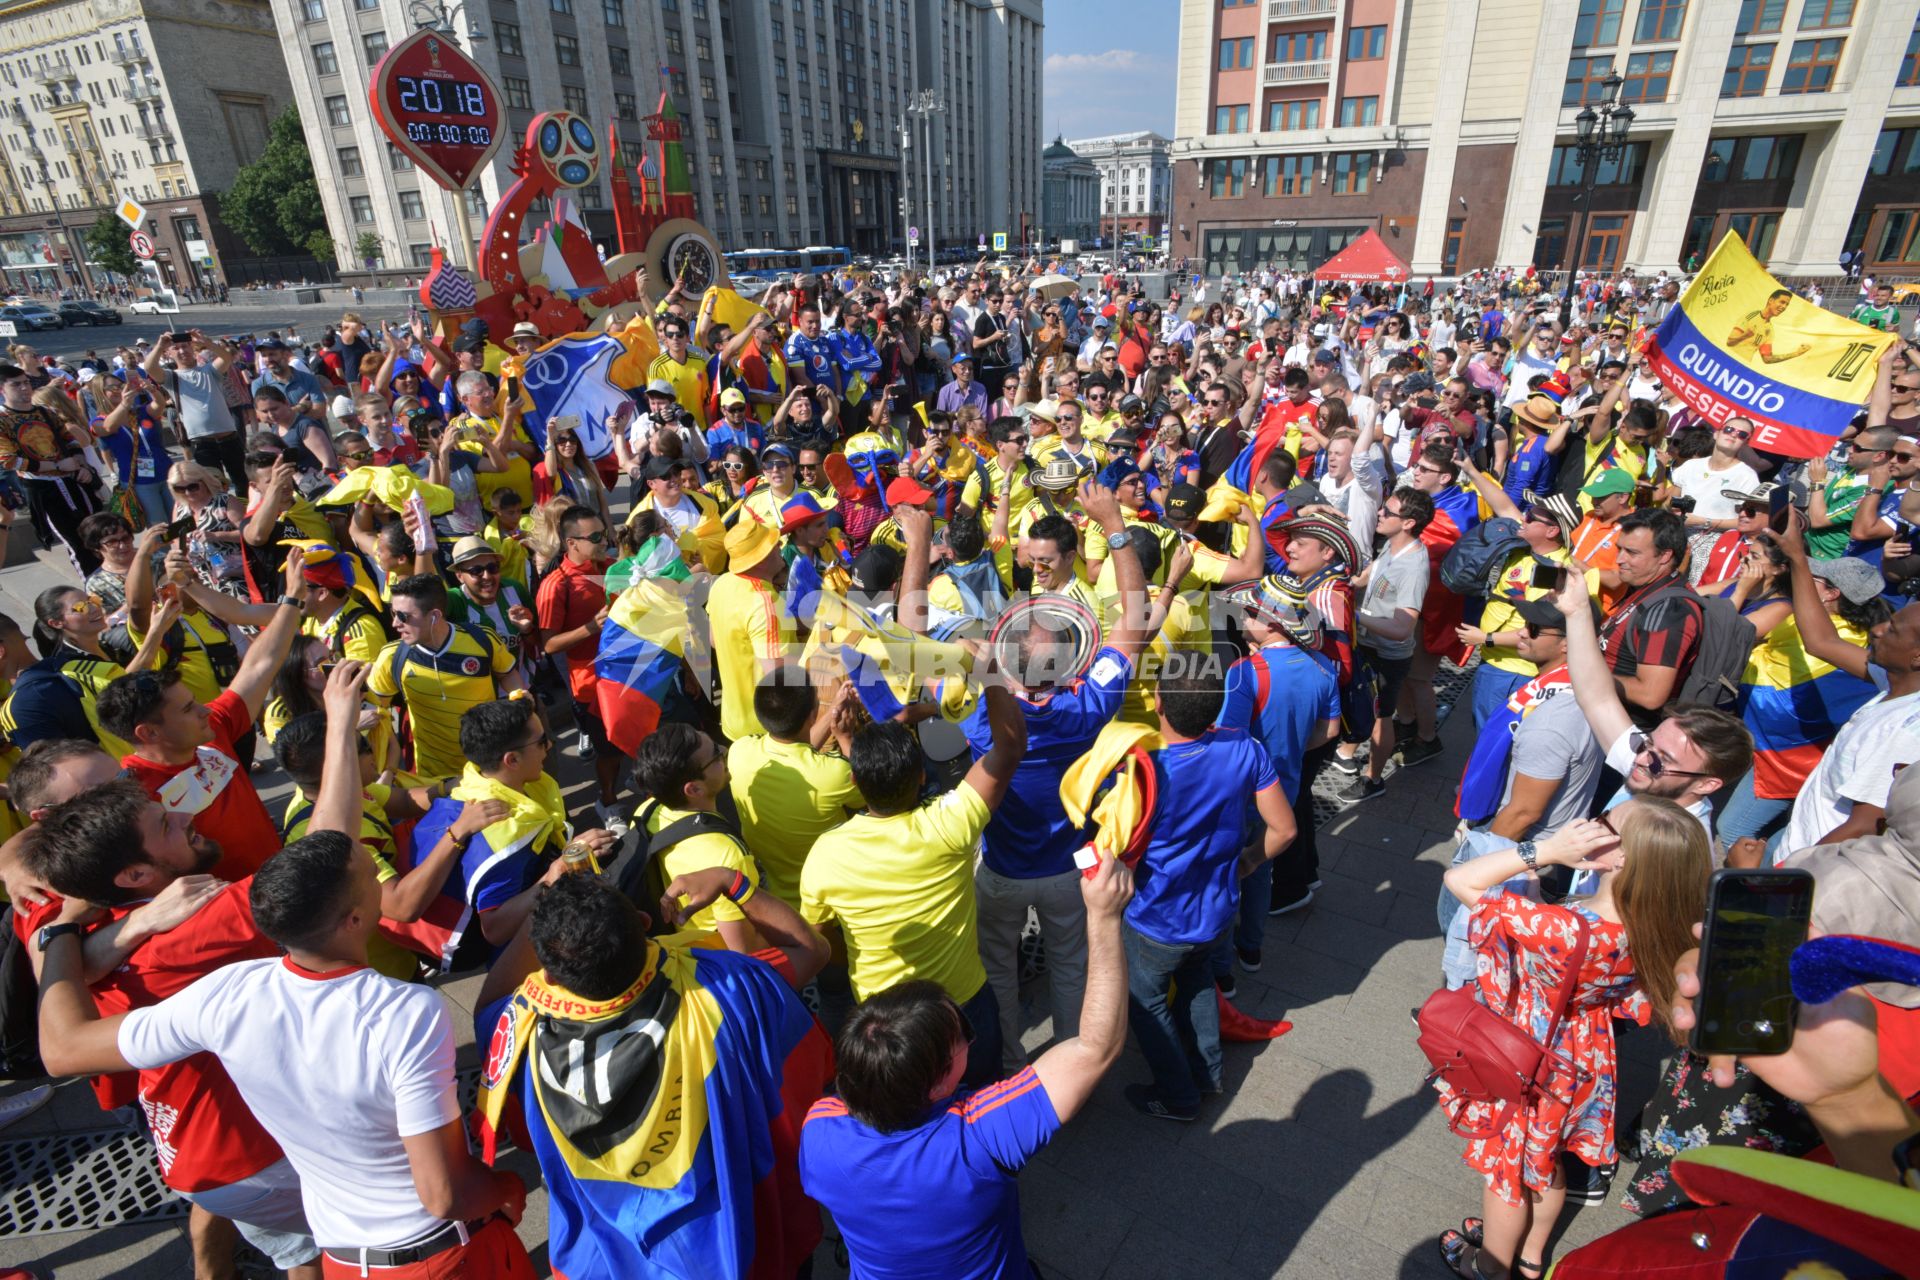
[369,28,505,191]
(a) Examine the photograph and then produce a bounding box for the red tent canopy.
[1312,229,1412,283]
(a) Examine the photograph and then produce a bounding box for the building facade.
[267,0,1044,274]
[1173,0,1920,279]
[1065,129,1171,244]
[1042,135,1098,244]
[0,0,292,294]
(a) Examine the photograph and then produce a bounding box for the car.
[128,297,167,314]
[0,304,61,331]
[57,300,122,326]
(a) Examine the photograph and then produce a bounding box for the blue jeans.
[1715,767,1793,855]
[131,480,171,528]
[1125,922,1221,1111]
[1211,859,1270,980]
[958,980,1005,1089]
[1469,664,1530,735]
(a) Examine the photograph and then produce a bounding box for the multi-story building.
[1172,0,1920,279]
[268,0,1044,274]
[0,0,293,294]
[1065,129,1171,245]
[1042,135,1098,245]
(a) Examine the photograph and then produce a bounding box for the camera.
[1670,495,1697,515]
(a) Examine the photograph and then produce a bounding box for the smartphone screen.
[1531,561,1565,591]
[1768,484,1793,533]
[164,516,196,541]
[1689,867,1813,1057]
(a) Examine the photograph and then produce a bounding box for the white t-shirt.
[1505,346,1558,407]
[654,493,703,537]
[1670,457,1760,524]
[1777,676,1919,860]
[119,958,461,1250]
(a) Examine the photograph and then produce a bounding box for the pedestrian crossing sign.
[992,232,1007,252]
[115,197,146,230]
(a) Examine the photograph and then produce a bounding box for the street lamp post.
[898,122,913,273]
[27,145,92,300]
[1561,71,1634,322]
[906,91,943,266]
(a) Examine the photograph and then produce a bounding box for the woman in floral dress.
[1433,798,1710,1280]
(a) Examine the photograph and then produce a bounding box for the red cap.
[1101,304,1118,319]
[885,475,935,507]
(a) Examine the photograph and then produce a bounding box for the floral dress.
[1435,892,1648,1207]
[1621,1054,1816,1217]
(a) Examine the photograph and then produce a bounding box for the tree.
[219,106,328,258]
[353,231,383,268]
[83,214,140,279]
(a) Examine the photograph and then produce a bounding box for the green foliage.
[219,106,328,258]
[353,231,383,266]
[83,214,140,278]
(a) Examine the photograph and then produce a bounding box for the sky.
[1041,1,1177,143]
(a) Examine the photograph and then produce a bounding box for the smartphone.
[1768,483,1793,533]
[1689,867,1814,1057]
[501,372,519,400]
[164,515,195,541]
[1531,561,1566,591]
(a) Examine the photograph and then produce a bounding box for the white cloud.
[1043,47,1172,137]
[1045,48,1147,75]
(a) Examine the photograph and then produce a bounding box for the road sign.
[130,230,154,259]
[115,197,146,230]
[992,231,1007,252]
[0,321,15,337]
[907,226,919,245]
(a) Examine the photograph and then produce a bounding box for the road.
[4,298,411,364]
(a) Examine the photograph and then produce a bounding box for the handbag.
[1415,909,1591,1139]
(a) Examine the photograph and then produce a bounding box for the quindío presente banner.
[1644,232,1896,458]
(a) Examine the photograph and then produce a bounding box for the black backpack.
[1440,517,1527,599]
[1673,593,1758,711]
[620,799,751,922]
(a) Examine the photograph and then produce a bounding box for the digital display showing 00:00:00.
[405,121,493,146]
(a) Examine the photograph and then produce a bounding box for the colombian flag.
[476,943,834,1280]
[1738,616,1878,800]
[595,577,696,756]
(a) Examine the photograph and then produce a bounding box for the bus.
[723,245,853,280]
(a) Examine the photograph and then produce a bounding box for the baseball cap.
[718,387,747,408]
[1809,556,1883,605]
[1163,484,1205,522]
[330,394,359,420]
[885,475,934,507]
[645,378,677,398]
[641,455,684,482]
[1582,468,1637,500]
[1511,596,1570,635]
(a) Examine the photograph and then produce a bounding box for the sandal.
[1461,1217,1483,1247]
[1438,1229,1491,1280]
[1514,1261,1545,1280]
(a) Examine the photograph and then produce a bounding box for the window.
[1634,0,1686,41]
[354,0,378,9]
[1338,96,1379,126]
[670,70,687,100]
[705,116,721,143]
[349,195,373,223]
[495,23,523,55]
[1259,153,1313,196]
[708,155,723,177]
[1207,156,1247,198]
[1443,217,1467,274]
[1621,50,1673,101]
[697,35,712,61]
[1736,0,1783,34]
[362,32,388,62]
[1212,105,1249,133]
[1547,140,1648,185]
[550,0,573,12]
[556,34,580,66]
[299,0,325,20]
[1330,152,1373,194]
[1874,210,1920,264]
[325,95,351,126]
[666,29,682,56]
[609,45,630,76]
[1564,55,1615,105]
[1798,0,1853,29]
[337,146,362,176]
[398,190,425,219]
[1346,26,1386,60]
[409,243,433,269]
[1741,134,1801,181]
[785,194,798,215]
[1782,37,1842,93]
[1270,30,1327,62]
[614,92,637,120]
[1574,0,1624,46]
[563,85,589,117]
[1266,98,1321,131]
[311,42,337,76]
[1905,22,1920,86]
[1582,214,1627,269]
[388,144,413,171]
[1722,44,1772,97]
[1217,37,1253,69]
[503,76,533,110]
[1725,212,1781,260]
[604,0,625,23]
[701,75,716,99]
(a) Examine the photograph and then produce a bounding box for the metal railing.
[29,61,76,84]
[135,121,172,141]
[107,45,149,66]
[1264,59,1331,85]
[127,81,161,102]
[1268,0,1336,19]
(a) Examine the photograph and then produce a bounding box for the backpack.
[1439,517,1527,599]
[386,621,494,692]
[929,558,1008,640]
[1673,593,1758,711]
[620,798,751,924]
[1415,912,1590,1138]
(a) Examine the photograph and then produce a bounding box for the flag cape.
[1645,233,1896,458]
[1736,616,1878,800]
[317,465,455,515]
[1455,666,1572,823]
[595,577,697,755]
[798,591,974,722]
[520,332,634,460]
[475,945,833,1280]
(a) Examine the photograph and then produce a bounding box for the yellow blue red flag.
[1646,233,1897,458]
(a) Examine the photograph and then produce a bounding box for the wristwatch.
[1515,841,1539,872]
[1104,528,1134,553]
[36,922,84,952]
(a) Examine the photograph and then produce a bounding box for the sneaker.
[1396,735,1444,768]
[576,731,597,761]
[1267,886,1316,917]
[0,1084,53,1134]
[1215,973,1237,998]
[1236,946,1262,972]
[1561,1157,1617,1206]
[1391,718,1417,745]
[595,803,630,838]
[1336,777,1386,806]
[1327,752,1363,776]
[1124,1083,1198,1123]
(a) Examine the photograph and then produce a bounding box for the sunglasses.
[1629,729,1712,779]
[1738,504,1766,517]
[389,607,435,625]
[458,561,502,575]
[1520,622,1564,639]
[1718,426,1752,440]
[170,481,205,494]
[568,531,608,545]
[514,727,554,754]
[1524,509,1559,526]
[721,459,747,469]
[341,449,374,462]
[65,593,104,615]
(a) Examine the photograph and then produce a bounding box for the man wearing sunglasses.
[647,317,711,432]
[1808,425,1898,559]
[1845,426,1920,568]
[143,330,249,497]
[446,535,538,687]
[534,506,627,832]
[369,573,523,780]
